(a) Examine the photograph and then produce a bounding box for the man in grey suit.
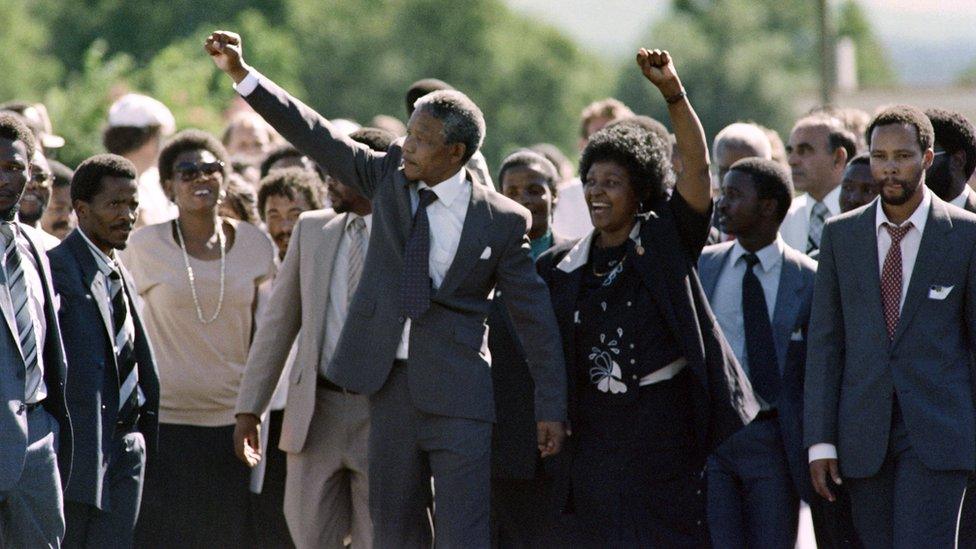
[925,108,976,214]
[0,113,73,547]
[699,158,815,548]
[206,31,567,548]
[806,105,976,547]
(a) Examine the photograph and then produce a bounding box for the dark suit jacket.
[243,76,566,423]
[489,234,572,480]
[805,195,976,477]
[537,193,759,467]
[48,230,160,509]
[0,223,72,491]
[699,240,818,502]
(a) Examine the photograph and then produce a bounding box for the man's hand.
[636,48,683,98]
[233,413,262,467]
[810,458,842,502]
[204,30,250,83]
[537,421,566,458]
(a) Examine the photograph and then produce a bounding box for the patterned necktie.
[346,216,367,309]
[109,268,139,422]
[400,188,438,319]
[807,201,829,253]
[881,222,913,341]
[0,223,40,398]
[742,253,781,404]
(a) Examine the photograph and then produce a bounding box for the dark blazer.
[805,195,976,477]
[698,240,818,502]
[48,230,160,509]
[0,223,72,491]
[537,193,759,466]
[243,76,566,423]
[489,233,572,480]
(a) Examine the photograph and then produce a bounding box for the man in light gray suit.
[0,113,72,547]
[806,105,976,547]
[206,31,567,548]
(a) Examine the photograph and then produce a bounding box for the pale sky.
[505,0,976,85]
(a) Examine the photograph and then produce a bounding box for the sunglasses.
[29,172,53,187]
[174,160,225,181]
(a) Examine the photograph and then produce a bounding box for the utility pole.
[818,0,834,106]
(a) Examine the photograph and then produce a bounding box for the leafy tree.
[0,0,62,103]
[836,0,895,87]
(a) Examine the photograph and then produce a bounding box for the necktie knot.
[811,201,828,219]
[743,253,761,269]
[348,216,366,233]
[884,222,912,244]
[0,222,15,243]
[418,188,438,209]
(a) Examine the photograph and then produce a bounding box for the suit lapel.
[395,168,415,238]
[67,231,115,344]
[435,178,490,298]
[308,213,347,359]
[855,202,888,340]
[892,198,951,346]
[699,244,732,301]
[0,270,23,360]
[629,215,681,334]
[771,250,805,373]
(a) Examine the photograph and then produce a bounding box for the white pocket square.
[928,285,953,300]
[790,328,804,342]
[479,246,492,260]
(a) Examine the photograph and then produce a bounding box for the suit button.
[101,404,107,411]
[398,316,405,323]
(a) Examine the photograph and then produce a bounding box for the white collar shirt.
[321,213,373,375]
[397,169,471,359]
[780,186,842,252]
[2,222,48,403]
[710,236,785,379]
[874,186,932,310]
[950,185,973,209]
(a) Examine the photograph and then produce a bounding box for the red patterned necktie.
[881,222,913,340]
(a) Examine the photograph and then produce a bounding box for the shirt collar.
[874,184,932,235]
[78,228,118,275]
[343,212,373,232]
[950,185,973,209]
[556,221,642,273]
[419,168,467,208]
[806,185,842,217]
[730,234,785,274]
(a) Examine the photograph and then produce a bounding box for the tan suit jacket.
[235,208,345,453]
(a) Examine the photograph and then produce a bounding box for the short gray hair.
[413,90,485,164]
[714,122,773,161]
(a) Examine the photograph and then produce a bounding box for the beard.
[880,176,921,206]
[0,203,19,223]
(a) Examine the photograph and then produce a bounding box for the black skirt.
[134,423,250,549]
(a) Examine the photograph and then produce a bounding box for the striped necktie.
[0,223,41,398]
[109,267,139,422]
[346,216,367,309]
[807,201,829,253]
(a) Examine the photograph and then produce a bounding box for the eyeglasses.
[174,161,225,181]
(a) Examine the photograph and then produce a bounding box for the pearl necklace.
[174,219,226,324]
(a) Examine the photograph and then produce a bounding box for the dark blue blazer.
[698,240,818,502]
[489,234,572,480]
[48,229,160,509]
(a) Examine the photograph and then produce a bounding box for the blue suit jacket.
[805,196,976,477]
[48,230,160,509]
[0,223,72,491]
[698,240,817,501]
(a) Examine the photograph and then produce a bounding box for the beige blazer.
[235,208,346,453]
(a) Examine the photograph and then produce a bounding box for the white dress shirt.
[3,223,48,403]
[779,186,841,253]
[950,185,973,209]
[809,187,932,463]
[321,213,374,374]
[710,236,785,377]
[396,170,471,359]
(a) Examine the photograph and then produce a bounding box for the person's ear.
[922,148,935,170]
[72,199,88,221]
[162,178,175,202]
[450,143,467,167]
[833,146,849,169]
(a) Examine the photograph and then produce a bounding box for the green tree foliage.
[836,0,896,87]
[615,0,893,141]
[0,0,62,101]
[8,0,611,173]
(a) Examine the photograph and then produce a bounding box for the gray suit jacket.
[48,230,160,508]
[699,240,818,501]
[236,209,351,453]
[244,77,566,423]
[805,195,976,477]
[0,223,72,491]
